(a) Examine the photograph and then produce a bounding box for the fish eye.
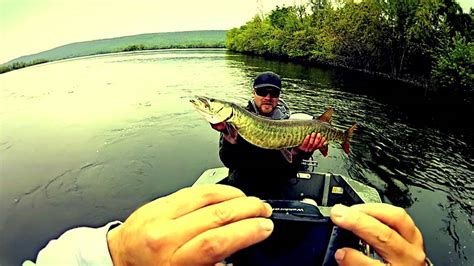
[210,99,214,102]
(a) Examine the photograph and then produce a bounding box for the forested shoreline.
[0,44,224,74]
[0,31,226,74]
[226,0,472,102]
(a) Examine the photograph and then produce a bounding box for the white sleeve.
[23,221,122,266]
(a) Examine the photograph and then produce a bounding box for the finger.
[311,133,323,151]
[169,197,272,244]
[307,132,317,149]
[304,133,321,152]
[330,204,410,260]
[335,248,385,266]
[300,134,310,149]
[352,203,422,246]
[320,137,327,147]
[300,133,314,152]
[150,184,246,219]
[172,218,274,265]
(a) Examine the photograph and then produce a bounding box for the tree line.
[0,31,226,74]
[226,0,472,99]
[0,43,225,75]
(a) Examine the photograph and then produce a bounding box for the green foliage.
[0,59,49,74]
[330,0,388,70]
[226,16,266,54]
[432,33,473,95]
[437,0,472,40]
[225,0,473,93]
[122,44,146,51]
[268,6,292,29]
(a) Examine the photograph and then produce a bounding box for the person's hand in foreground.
[331,203,428,266]
[107,184,273,266]
[293,132,327,154]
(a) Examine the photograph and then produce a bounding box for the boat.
[193,166,382,266]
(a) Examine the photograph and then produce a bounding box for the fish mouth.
[190,96,232,124]
[190,96,226,118]
[190,96,211,112]
[197,96,211,109]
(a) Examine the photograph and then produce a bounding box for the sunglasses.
[255,87,280,98]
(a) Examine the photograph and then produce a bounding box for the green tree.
[438,0,472,40]
[225,0,473,96]
[226,16,265,54]
[432,32,473,99]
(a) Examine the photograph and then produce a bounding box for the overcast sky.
[1,0,472,64]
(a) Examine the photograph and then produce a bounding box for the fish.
[190,96,357,157]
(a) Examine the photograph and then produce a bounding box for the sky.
[1,0,472,64]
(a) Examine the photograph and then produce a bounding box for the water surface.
[0,49,472,265]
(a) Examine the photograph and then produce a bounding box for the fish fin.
[226,123,237,139]
[317,106,333,123]
[319,144,329,157]
[341,123,357,154]
[280,149,293,163]
[223,123,238,144]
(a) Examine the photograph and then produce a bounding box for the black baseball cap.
[253,71,282,91]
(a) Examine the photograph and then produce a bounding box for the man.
[213,71,327,199]
[25,184,431,266]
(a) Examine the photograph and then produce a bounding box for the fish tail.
[341,123,357,154]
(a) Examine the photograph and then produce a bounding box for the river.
[0,49,472,265]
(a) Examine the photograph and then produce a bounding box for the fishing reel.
[228,200,374,266]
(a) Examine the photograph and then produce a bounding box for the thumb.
[335,248,385,266]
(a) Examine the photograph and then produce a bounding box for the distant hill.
[1,30,227,73]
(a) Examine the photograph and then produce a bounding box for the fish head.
[190,96,234,124]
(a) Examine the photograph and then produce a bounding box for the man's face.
[253,87,280,115]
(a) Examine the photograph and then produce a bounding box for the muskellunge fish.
[190,96,356,156]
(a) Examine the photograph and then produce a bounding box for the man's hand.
[107,185,273,266]
[294,132,327,153]
[210,122,227,133]
[330,203,427,266]
[211,122,238,144]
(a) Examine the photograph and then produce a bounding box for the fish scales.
[233,107,339,149]
[190,96,356,154]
